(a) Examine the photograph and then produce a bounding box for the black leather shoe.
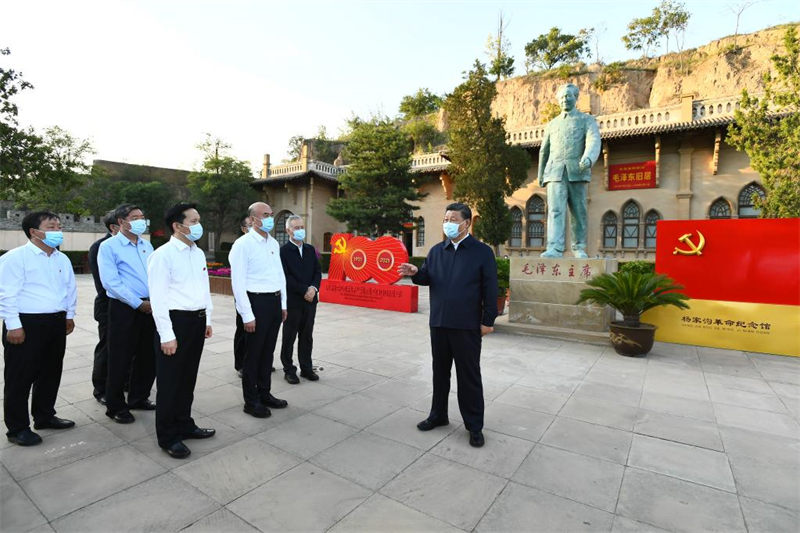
[262,394,288,409]
[33,417,75,430]
[164,441,191,459]
[469,430,485,448]
[284,373,300,385]
[7,428,42,446]
[417,418,449,431]
[185,427,215,439]
[107,410,135,424]
[243,403,271,418]
[300,369,319,381]
[93,391,106,405]
[128,399,156,410]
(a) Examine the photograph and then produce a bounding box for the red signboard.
[320,279,418,312]
[654,219,800,306]
[644,218,800,356]
[321,233,418,312]
[608,161,657,190]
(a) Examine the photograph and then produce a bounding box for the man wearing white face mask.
[147,203,215,459]
[279,215,322,384]
[0,211,77,446]
[229,202,289,418]
[397,202,498,448]
[98,203,156,424]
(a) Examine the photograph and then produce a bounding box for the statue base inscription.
[500,257,617,340]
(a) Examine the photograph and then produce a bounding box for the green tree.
[326,118,421,236]
[623,1,690,60]
[286,134,303,161]
[1,48,54,198]
[524,27,590,72]
[12,126,93,213]
[403,117,444,153]
[399,88,442,119]
[443,61,530,250]
[188,135,257,241]
[485,12,515,81]
[727,27,800,218]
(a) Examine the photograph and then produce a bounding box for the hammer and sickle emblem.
[673,231,706,255]
[333,237,347,254]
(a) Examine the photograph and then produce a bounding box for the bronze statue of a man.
[538,83,601,258]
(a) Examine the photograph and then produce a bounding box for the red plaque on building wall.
[608,161,657,190]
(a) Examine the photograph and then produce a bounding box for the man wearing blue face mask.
[397,202,497,448]
[229,202,289,418]
[147,203,215,459]
[279,215,322,384]
[98,203,157,424]
[0,211,77,446]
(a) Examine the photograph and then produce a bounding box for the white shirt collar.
[169,235,192,251]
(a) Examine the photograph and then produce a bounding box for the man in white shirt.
[0,211,77,446]
[147,203,215,459]
[229,202,288,418]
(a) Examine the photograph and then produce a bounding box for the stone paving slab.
[0,275,799,532]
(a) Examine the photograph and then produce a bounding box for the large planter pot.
[609,321,657,357]
[209,276,233,296]
[497,288,508,315]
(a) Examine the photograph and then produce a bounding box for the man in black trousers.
[233,215,250,377]
[398,202,497,448]
[98,204,157,424]
[147,203,215,459]
[88,211,119,404]
[279,215,322,384]
[0,211,77,446]
[229,202,289,418]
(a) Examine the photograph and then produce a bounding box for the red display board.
[320,279,418,312]
[654,218,800,305]
[643,218,800,356]
[321,233,418,313]
[608,161,657,190]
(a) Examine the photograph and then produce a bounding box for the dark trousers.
[242,292,281,406]
[106,298,156,415]
[429,327,484,432]
[155,311,205,448]
[280,301,317,374]
[234,312,246,371]
[3,313,67,434]
[91,295,109,396]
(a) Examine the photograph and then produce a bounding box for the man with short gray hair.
[279,215,322,384]
[538,83,601,258]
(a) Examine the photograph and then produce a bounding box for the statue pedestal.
[495,256,617,342]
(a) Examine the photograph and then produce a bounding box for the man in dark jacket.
[398,202,498,448]
[279,215,322,384]
[88,211,119,404]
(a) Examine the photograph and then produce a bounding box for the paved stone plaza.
[1,274,799,532]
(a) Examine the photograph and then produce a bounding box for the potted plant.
[577,270,690,356]
[496,257,510,315]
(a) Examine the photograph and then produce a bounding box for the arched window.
[738,183,765,218]
[526,195,545,247]
[416,217,425,247]
[709,198,732,219]
[622,201,640,248]
[274,210,292,246]
[323,232,333,252]
[509,207,522,247]
[602,211,618,249]
[644,210,661,249]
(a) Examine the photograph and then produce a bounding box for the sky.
[3,0,798,174]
